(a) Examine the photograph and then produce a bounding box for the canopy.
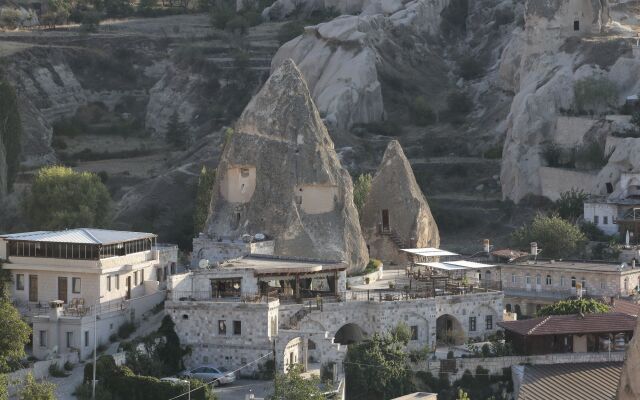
[416,262,467,271]
[401,248,459,257]
[444,260,495,269]
[415,260,494,271]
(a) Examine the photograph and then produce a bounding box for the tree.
[353,173,372,216]
[23,166,111,230]
[410,96,436,126]
[537,298,611,317]
[344,330,414,399]
[166,111,187,149]
[390,322,412,346]
[511,214,587,258]
[0,374,8,400]
[0,72,22,193]
[270,364,326,400]
[457,389,471,400]
[18,373,56,400]
[555,189,587,222]
[193,166,216,235]
[0,300,31,373]
[155,315,189,375]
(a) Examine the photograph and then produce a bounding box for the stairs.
[381,228,406,249]
[281,307,311,330]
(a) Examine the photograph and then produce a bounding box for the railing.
[502,287,584,300]
[19,297,130,318]
[170,290,276,303]
[345,286,499,303]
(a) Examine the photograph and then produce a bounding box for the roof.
[508,260,637,273]
[416,262,467,271]
[391,393,437,400]
[401,248,459,257]
[217,255,346,275]
[498,312,637,336]
[517,362,622,400]
[491,249,530,262]
[0,228,156,245]
[416,260,495,271]
[612,299,640,317]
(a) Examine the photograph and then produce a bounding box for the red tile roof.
[612,299,640,317]
[497,313,637,336]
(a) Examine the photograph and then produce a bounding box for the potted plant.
[389,282,395,289]
[365,277,370,284]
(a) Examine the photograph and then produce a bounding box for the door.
[29,275,38,302]
[126,276,132,299]
[381,209,390,232]
[58,277,68,303]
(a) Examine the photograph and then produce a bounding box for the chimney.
[530,242,538,256]
[633,259,636,268]
[483,239,490,253]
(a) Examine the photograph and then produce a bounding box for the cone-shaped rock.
[203,59,368,272]
[361,140,439,265]
[617,317,640,399]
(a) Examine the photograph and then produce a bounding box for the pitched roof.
[517,362,622,400]
[612,299,640,317]
[1,229,155,245]
[497,313,637,336]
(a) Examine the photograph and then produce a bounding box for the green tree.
[353,173,372,216]
[23,166,111,230]
[166,111,187,149]
[0,72,22,193]
[270,364,326,400]
[193,166,216,235]
[0,373,8,400]
[555,189,587,222]
[511,214,587,258]
[390,322,412,346]
[457,389,471,400]
[17,373,56,400]
[344,330,414,399]
[537,298,611,317]
[0,300,31,373]
[155,315,189,375]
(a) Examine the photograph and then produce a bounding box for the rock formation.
[202,59,368,272]
[617,317,640,400]
[0,140,6,198]
[360,140,439,265]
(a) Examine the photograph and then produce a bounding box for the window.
[233,320,242,335]
[107,276,112,291]
[410,326,418,341]
[506,304,512,313]
[72,278,81,293]
[156,268,162,282]
[536,274,541,285]
[525,274,531,285]
[39,330,47,347]
[546,275,552,285]
[604,216,608,225]
[574,20,579,31]
[84,331,89,347]
[15,274,24,290]
[485,315,493,330]
[218,320,226,335]
[115,274,120,290]
[469,317,476,332]
[140,270,144,285]
[560,276,565,286]
[601,281,606,289]
[171,263,176,275]
[134,271,138,286]
[571,276,576,288]
[581,278,586,289]
[66,332,73,348]
[511,274,516,284]
[594,215,599,224]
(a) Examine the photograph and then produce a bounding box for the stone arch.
[282,336,304,373]
[401,312,431,347]
[334,323,367,345]
[436,314,464,345]
[299,318,328,333]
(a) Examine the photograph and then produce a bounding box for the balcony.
[18,297,129,319]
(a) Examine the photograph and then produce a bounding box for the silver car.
[180,365,236,386]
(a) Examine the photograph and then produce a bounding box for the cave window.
[606,182,613,193]
[574,20,580,31]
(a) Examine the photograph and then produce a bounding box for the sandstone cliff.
[361,140,439,265]
[617,317,640,400]
[203,59,368,272]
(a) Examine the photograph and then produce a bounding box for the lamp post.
[92,296,104,400]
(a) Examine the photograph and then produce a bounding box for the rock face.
[271,0,451,132]
[617,317,640,400]
[0,140,6,198]
[203,59,368,272]
[361,140,439,265]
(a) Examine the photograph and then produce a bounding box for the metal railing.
[170,290,276,303]
[345,286,499,303]
[19,297,130,318]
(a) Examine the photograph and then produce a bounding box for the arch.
[436,314,464,345]
[282,337,304,373]
[505,304,512,313]
[298,318,328,333]
[514,304,522,316]
[334,323,367,345]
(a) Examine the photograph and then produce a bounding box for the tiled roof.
[1,228,155,245]
[612,299,640,317]
[498,313,637,336]
[518,362,622,400]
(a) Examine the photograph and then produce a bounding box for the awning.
[416,262,467,271]
[444,260,495,269]
[401,248,459,257]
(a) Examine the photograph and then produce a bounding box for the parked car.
[180,365,236,386]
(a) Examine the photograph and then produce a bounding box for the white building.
[0,228,177,359]
[584,172,640,239]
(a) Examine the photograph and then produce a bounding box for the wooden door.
[126,276,131,300]
[58,277,68,303]
[381,209,390,232]
[29,275,38,302]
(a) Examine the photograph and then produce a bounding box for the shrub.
[440,0,468,35]
[64,361,74,371]
[511,214,587,258]
[0,73,23,192]
[226,15,250,34]
[447,350,455,359]
[537,298,610,317]
[458,57,484,80]
[109,333,118,343]
[483,144,502,159]
[320,361,335,382]
[49,362,69,377]
[574,76,618,114]
[410,96,436,126]
[118,321,136,339]
[357,120,404,136]
[79,11,101,32]
[574,142,611,169]
[353,173,372,216]
[277,20,305,44]
[446,91,473,116]
[53,117,87,137]
[0,9,21,28]
[17,373,56,400]
[554,189,587,222]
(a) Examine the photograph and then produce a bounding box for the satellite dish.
[198,259,209,269]
[254,233,266,241]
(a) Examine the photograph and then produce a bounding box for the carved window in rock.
[574,20,579,31]
[221,166,256,203]
[295,184,338,214]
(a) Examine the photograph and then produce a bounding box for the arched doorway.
[334,323,367,345]
[436,314,463,345]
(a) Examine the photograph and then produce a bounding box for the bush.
[447,350,455,359]
[537,298,611,317]
[446,91,473,117]
[511,214,587,258]
[118,321,136,339]
[277,20,305,44]
[483,144,502,159]
[574,142,611,169]
[109,333,118,343]
[555,189,587,222]
[357,120,404,136]
[353,173,372,216]
[410,96,436,126]
[64,361,74,371]
[0,9,21,28]
[458,57,484,80]
[17,373,56,400]
[574,76,618,114]
[49,362,69,377]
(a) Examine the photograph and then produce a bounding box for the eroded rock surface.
[617,317,640,400]
[361,140,439,265]
[203,59,368,272]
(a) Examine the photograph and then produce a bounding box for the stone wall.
[7,352,79,397]
[346,265,384,287]
[192,237,275,267]
[539,167,598,201]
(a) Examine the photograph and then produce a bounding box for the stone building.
[525,0,609,39]
[499,259,640,317]
[198,59,368,274]
[166,254,503,375]
[360,140,439,266]
[0,228,176,359]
